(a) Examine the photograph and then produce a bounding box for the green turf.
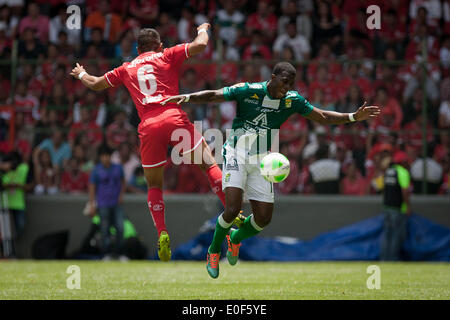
[0,260,449,299]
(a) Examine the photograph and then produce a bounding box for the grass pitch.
[0,260,449,300]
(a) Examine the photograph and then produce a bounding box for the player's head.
[137,28,162,54]
[268,62,296,99]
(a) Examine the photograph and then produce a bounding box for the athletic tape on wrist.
[184,95,190,102]
[197,29,207,35]
[349,113,356,122]
[78,71,87,80]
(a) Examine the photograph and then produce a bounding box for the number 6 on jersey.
[137,65,157,96]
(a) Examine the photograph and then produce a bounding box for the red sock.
[147,188,166,236]
[206,164,226,206]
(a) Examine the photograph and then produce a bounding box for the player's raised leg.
[206,186,243,278]
[189,139,226,207]
[143,166,171,261]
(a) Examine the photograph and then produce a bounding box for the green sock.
[230,214,263,244]
[208,214,233,254]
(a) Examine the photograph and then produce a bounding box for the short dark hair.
[137,28,161,53]
[272,62,296,77]
[316,144,329,159]
[98,144,113,156]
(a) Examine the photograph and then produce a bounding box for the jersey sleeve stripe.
[104,73,114,87]
[185,43,189,58]
[142,160,167,168]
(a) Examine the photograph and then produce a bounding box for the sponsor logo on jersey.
[285,99,292,108]
[225,158,239,171]
[225,173,231,182]
[244,98,259,105]
[261,96,280,110]
[285,92,297,99]
[248,83,263,89]
[128,52,164,68]
[251,93,259,99]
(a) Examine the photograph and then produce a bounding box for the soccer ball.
[260,152,290,183]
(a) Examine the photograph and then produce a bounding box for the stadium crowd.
[0,0,449,197]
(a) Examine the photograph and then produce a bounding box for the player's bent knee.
[255,214,272,228]
[223,205,241,221]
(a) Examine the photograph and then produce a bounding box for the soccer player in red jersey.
[70,23,226,261]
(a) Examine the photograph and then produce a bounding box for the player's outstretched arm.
[161,89,227,105]
[187,23,211,56]
[70,63,110,91]
[304,101,381,125]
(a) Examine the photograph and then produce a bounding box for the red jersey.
[103,43,190,130]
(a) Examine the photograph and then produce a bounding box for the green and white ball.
[260,152,290,183]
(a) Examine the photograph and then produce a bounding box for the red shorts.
[138,106,204,168]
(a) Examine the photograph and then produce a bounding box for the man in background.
[88,145,126,261]
[0,152,29,257]
[380,151,411,261]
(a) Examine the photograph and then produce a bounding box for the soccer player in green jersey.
[162,62,381,278]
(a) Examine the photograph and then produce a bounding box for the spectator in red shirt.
[340,160,367,195]
[68,106,103,149]
[73,90,107,128]
[308,65,338,106]
[129,0,159,28]
[338,63,373,101]
[9,81,40,126]
[402,113,434,158]
[242,30,272,61]
[307,42,342,82]
[369,87,403,132]
[373,65,404,102]
[377,9,407,57]
[18,2,49,44]
[105,109,135,150]
[280,113,308,160]
[44,83,73,128]
[246,1,278,44]
[43,64,74,100]
[405,24,440,61]
[60,158,89,193]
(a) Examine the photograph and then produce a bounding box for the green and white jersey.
[222,81,313,156]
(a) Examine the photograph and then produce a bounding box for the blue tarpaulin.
[172,213,450,261]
